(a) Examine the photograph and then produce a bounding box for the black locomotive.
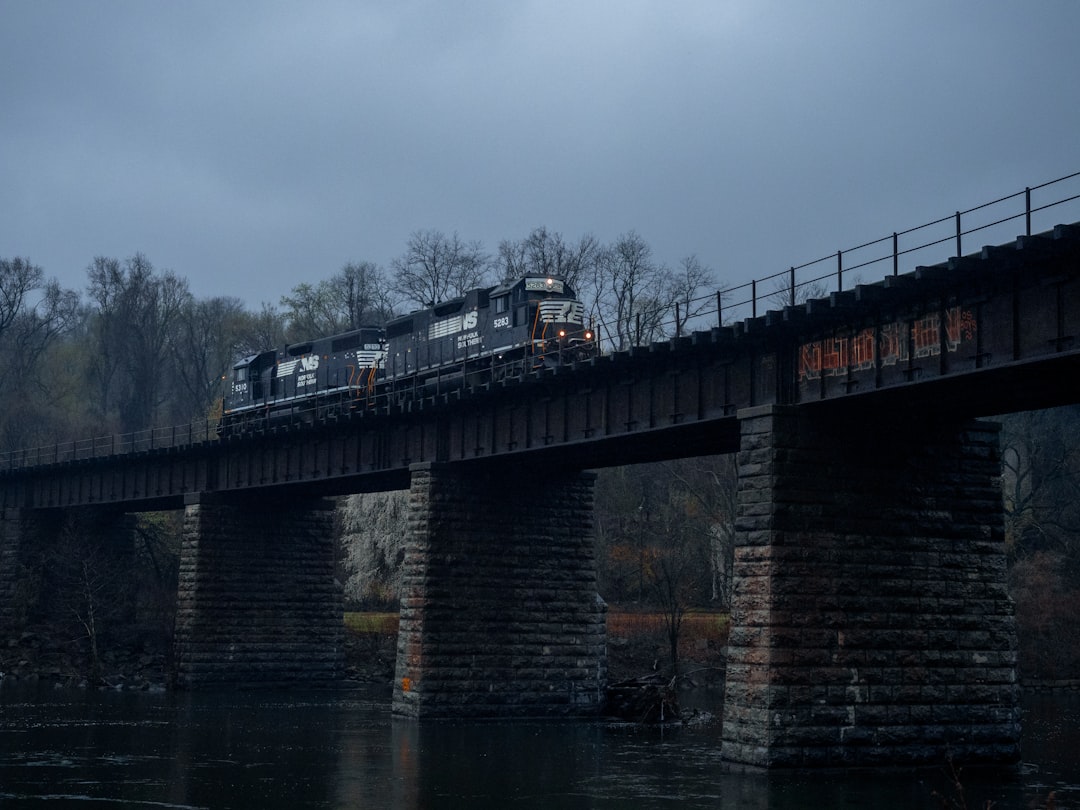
[221,275,595,430]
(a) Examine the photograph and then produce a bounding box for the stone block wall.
[393,463,606,717]
[174,495,343,688]
[0,508,26,631]
[722,405,1019,768]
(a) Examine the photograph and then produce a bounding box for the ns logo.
[300,355,320,372]
[462,311,478,330]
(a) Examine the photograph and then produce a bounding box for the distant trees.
[589,232,716,351]
[1000,406,1080,679]
[169,296,250,422]
[593,457,737,676]
[765,274,830,312]
[280,261,396,340]
[1001,406,1080,562]
[340,491,409,608]
[391,230,490,309]
[86,254,191,432]
[0,257,79,450]
[496,227,600,293]
[593,231,665,350]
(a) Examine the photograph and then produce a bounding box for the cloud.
[2,0,1078,305]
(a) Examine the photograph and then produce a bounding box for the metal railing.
[713,171,1080,329]
[600,171,1080,342]
[0,418,220,472]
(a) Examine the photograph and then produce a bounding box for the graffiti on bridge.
[798,306,977,381]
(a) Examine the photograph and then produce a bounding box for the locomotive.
[221,275,595,430]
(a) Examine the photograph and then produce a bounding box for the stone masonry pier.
[173,494,343,688]
[393,462,607,717]
[722,405,1020,768]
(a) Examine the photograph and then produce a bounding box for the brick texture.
[393,463,607,717]
[0,508,25,631]
[174,496,343,688]
[721,406,1020,767]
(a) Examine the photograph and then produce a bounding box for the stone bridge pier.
[722,405,1020,768]
[393,462,607,717]
[174,494,343,688]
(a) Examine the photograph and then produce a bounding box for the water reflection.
[1,683,1077,809]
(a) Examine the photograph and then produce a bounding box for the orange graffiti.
[797,306,976,382]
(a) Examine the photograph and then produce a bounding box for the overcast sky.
[3,1,1079,310]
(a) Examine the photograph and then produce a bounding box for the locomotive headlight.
[584,330,593,341]
[558,329,566,338]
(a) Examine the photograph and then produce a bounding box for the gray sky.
[3,1,1079,309]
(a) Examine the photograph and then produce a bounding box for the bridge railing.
[711,170,1080,330]
[592,171,1080,346]
[0,418,220,472]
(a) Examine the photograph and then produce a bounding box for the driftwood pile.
[605,673,679,723]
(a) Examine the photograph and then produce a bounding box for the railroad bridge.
[3,219,1079,769]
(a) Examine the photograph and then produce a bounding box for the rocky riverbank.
[1,626,170,691]
[1,620,721,701]
[0,624,398,691]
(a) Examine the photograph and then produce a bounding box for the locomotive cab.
[224,350,275,415]
[488,275,594,367]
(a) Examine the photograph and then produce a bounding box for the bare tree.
[170,296,249,422]
[670,254,716,335]
[0,257,79,450]
[496,227,600,292]
[766,272,830,311]
[340,490,409,608]
[0,257,79,389]
[281,261,395,339]
[593,231,672,350]
[1000,406,1080,562]
[999,406,1080,680]
[86,254,191,432]
[39,517,134,682]
[390,230,490,308]
[665,456,738,608]
[233,302,288,357]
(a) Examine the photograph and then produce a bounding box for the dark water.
[1,683,1077,809]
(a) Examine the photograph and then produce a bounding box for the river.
[1,684,1077,809]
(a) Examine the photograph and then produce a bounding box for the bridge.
[2,177,1079,768]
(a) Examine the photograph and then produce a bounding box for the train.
[221,275,595,431]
